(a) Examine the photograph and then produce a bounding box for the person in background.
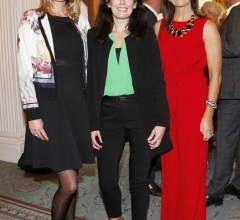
[201,1,226,29]
[154,0,221,218]
[206,0,240,207]
[17,0,95,219]
[87,0,172,219]
[143,0,163,197]
[143,0,162,26]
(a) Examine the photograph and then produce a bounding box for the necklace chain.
[167,15,195,38]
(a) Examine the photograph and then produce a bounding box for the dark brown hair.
[95,0,148,43]
[161,0,204,28]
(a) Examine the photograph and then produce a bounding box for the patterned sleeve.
[17,10,41,120]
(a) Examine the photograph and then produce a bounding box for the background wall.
[0,0,39,163]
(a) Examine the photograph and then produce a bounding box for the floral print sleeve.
[17,10,40,110]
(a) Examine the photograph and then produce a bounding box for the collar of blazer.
[100,35,139,91]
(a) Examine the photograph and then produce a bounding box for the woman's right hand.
[91,131,103,150]
[29,119,49,141]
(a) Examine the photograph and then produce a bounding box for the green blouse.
[103,33,135,96]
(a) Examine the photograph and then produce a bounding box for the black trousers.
[98,96,151,219]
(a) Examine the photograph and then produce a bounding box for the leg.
[98,100,127,219]
[148,155,162,196]
[65,171,79,220]
[207,100,240,199]
[128,128,151,220]
[51,170,78,220]
[149,156,158,183]
[231,138,240,188]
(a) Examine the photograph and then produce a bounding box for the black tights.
[51,169,78,220]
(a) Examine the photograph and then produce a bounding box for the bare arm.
[201,20,222,141]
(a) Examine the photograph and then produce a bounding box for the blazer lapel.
[40,14,55,58]
[125,37,138,89]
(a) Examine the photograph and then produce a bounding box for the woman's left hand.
[147,126,166,149]
[200,115,213,141]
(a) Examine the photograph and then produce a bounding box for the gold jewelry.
[167,15,195,38]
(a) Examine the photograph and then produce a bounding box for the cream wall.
[0,0,39,163]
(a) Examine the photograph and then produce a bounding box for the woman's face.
[107,0,137,21]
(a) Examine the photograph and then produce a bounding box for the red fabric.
[158,18,209,220]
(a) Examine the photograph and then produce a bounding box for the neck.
[144,0,161,13]
[112,17,129,33]
[51,1,67,16]
[173,6,193,21]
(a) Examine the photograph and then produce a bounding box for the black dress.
[21,15,95,172]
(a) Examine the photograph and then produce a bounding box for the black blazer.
[87,27,172,157]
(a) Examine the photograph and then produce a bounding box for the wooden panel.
[83,0,101,27]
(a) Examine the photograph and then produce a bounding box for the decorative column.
[0,0,39,163]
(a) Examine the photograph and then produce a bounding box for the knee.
[60,182,78,196]
[99,178,118,194]
[130,176,149,191]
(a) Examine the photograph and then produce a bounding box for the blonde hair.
[36,0,80,21]
[201,1,226,24]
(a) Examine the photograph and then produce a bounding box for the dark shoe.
[206,195,223,207]
[225,184,240,199]
[149,182,162,196]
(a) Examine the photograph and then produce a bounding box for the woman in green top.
[87,0,172,219]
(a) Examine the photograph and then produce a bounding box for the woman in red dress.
[154,0,221,219]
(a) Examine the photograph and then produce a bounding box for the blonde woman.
[17,0,94,219]
[201,1,226,29]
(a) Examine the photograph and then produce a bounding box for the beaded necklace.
[167,15,195,37]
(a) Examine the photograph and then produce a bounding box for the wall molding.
[0,131,25,163]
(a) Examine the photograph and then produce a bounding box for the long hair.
[95,0,147,43]
[161,0,204,28]
[36,0,80,21]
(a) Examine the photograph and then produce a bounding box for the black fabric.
[116,48,121,63]
[87,28,172,158]
[21,15,95,171]
[144,6,157,28]
[97,98,150,219]
[24,108,41,121]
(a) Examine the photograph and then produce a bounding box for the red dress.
[158,18,209,220]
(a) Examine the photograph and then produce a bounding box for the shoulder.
[229,4,240,16]
[203,19,220,41]
[87,28,100,45]
[19,9,41,28]
[20,9,40,21]
[203,19,218,34]
[87,28,98,38]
